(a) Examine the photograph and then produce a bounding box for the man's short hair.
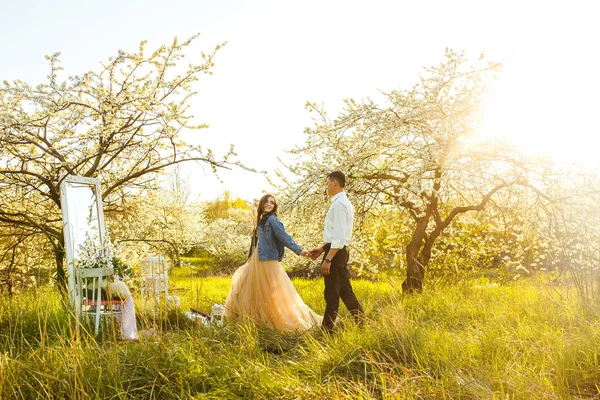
[327,171,346,188]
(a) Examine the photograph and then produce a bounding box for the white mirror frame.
[60,175,107,307]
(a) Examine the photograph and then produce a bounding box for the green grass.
[1,269,600,399]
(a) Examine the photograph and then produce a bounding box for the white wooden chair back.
[140,256,169,309]
[76,267,123,334]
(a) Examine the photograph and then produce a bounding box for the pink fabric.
[119,297,138,340]
[225,249,321,332]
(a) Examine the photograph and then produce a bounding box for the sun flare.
[478,56,600,169]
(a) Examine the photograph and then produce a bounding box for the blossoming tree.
[281,49,547,292]
[0,35,239,291]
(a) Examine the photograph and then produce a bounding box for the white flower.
[75,232,115,270]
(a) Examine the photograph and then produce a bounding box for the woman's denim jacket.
[256,215,302,261]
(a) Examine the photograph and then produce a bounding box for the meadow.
[1,262,599,399]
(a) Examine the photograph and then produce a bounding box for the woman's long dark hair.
[256,194,278,229]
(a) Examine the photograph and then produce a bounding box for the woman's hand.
[299,250,312,257]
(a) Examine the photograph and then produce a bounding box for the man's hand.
[310,247,324,260]
[321,261,331,276]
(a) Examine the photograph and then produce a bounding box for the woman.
[225,194,322,331]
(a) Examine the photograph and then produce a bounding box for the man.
[310,171,365,333]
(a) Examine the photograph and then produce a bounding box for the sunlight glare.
[478,53,600,169]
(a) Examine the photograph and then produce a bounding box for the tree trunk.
[5,246,16,297]
[403,244,426,293]
[402,220,429,293]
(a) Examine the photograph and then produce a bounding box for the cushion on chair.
[84,298,124,307]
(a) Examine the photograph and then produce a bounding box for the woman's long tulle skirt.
[225,250,322,332]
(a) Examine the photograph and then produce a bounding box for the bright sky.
[2,0,598,201]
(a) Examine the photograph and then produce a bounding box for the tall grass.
[1,270,600,399]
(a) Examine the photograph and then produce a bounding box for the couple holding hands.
[225,171,365,334]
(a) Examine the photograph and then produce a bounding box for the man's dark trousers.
[322,244,364,332]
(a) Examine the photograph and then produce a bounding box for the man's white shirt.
[323,192,354,249]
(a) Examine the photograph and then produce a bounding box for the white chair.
[76,267,123,334]
[140,256,169,310]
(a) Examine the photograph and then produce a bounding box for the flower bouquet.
[75,233,132,300]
